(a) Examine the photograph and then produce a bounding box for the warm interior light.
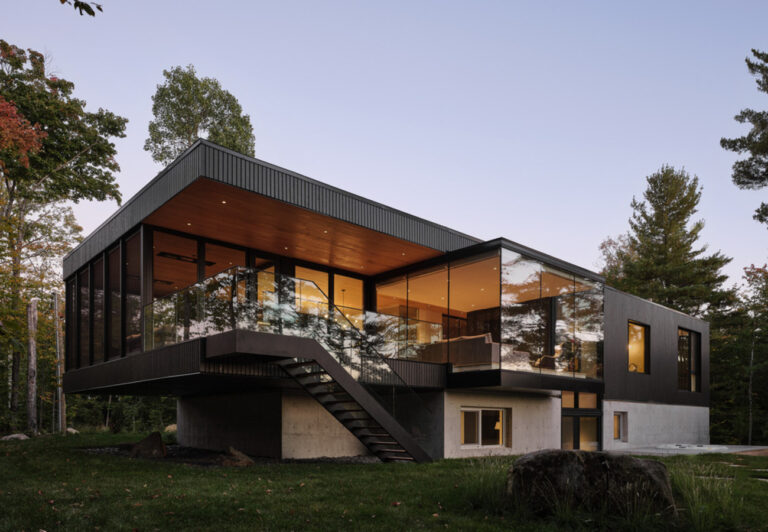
[221,200,227,204]
[186,222,192,226]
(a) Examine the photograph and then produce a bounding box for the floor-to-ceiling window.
[501,248,603,379]
[124,232,142,354]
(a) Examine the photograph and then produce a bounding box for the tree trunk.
[26,298,38,435]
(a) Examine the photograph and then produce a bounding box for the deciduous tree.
[144,65,255,165]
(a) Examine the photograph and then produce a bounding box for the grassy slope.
[0,433,766,531]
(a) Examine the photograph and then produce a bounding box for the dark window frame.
[678,327,701,392]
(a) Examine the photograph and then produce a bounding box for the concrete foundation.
[177,389,369,458]
[602,400,710,451]
[442,390,561,458]
[281,390,368,459]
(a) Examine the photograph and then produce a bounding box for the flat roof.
[63,139,481,277]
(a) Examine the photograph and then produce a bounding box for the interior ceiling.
[143,178,443,276]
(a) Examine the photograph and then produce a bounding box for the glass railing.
[143,267,434,446]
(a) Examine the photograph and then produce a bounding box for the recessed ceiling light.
[284,246,288,250]
[221,200,227,204]
[401,252,406,256]
[323,230,328,234]
[186,222,192,226]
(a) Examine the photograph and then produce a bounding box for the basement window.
[461,408,503,447]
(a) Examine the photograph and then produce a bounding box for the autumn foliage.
[0,95,46,173]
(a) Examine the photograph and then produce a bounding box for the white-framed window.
[613,411,628,442]
[460,408,504,447]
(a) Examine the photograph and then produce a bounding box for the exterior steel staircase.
[275,358,422,462]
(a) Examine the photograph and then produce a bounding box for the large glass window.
[65,278,77,370]
[447,252,501,369]
[78,267,90,367]
[406,265,447,361]
[295,266,329,317]
[461,408,503,446]
[501,249,603,378]
[124,233,142,354]
[628,322,649,373]
[334,274,363,329]
[153,231,198,299]
[92,257,104,364]
[108,246,121,358]
[678,329,701,391]
[205,243,246,278]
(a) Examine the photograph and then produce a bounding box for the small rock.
[130,432,167,459]
[218,446,255,467]
[506,449,676,516]
[1,433,29,441]
[66,427,79,435]
[164,424,177,433]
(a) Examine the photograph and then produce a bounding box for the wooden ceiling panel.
[143,178,443,275]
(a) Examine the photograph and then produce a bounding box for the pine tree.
[600,165,733,316]
[721,49,768,227]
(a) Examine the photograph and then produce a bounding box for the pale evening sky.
[4,1,767,285]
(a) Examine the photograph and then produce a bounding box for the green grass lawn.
[1,433,767,531]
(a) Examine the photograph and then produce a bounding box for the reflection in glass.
[501,249,603,379]
[143,265,433,438]
[124,233,142,354]
[295,266,329,317]
[108,246,121,359]
[78,268,89,367]
[92,258,104,364]
[66,279,77,369]
[334,274,363,329]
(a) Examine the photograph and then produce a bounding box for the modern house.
[62,140,710,462]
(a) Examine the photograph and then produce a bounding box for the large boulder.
[130,431,167,459]
[1,433,29,441]
[218,446,255,467]
[506,450,676,516]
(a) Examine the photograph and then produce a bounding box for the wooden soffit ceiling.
[142,178,443,275]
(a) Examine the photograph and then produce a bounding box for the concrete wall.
[281,391,369,459]
[443,390,560,458]
[602,400,709,451]
[177,391,282,457]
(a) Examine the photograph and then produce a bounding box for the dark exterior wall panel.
[64,140,479,277]
[603,287,709,407]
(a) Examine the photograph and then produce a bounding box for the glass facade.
[78,267,89,367]
[373,250,502,367]
[124,232,142,354]
[108,246,121,359]
[67,234,604,386]
[92,257,105,364]
[501,248,603,378]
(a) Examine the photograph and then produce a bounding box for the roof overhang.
[63,140,480,278]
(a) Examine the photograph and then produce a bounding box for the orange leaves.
[0,94,46,171]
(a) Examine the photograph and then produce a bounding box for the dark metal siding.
[64,140,480,277]
[63,339,204,393]
[603,287,709,407]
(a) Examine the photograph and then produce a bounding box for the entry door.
[561,416,599,451]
